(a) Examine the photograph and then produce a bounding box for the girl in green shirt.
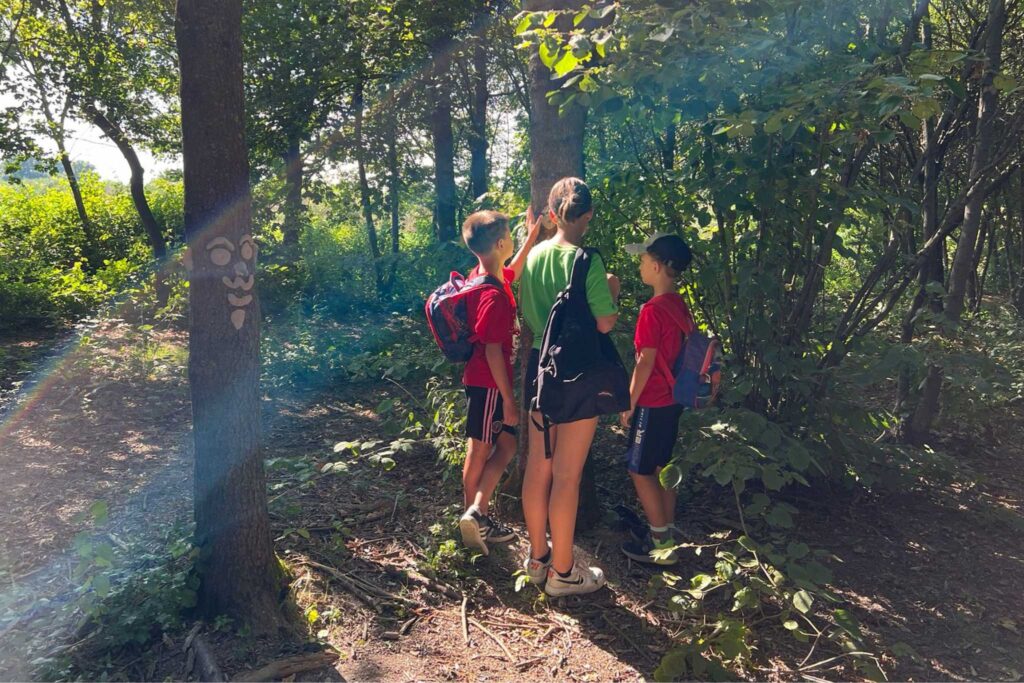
[519,177,619,597]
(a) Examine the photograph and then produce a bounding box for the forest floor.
[0,315,1021,681]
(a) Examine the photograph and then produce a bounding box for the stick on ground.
[230,652,339,682]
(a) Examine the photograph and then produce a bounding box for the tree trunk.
[281,138,304,247]
[34,77,100,268]
[176,0,284,634]
[525,3,586,225]
[58,147,100,269]
[84,103,169,305]
[354,73,384,296]
[430,77,457,242]
[385,117,401,295]
[521,0,597,529]
[469,40,489,200]
[909,0,1006,441]
[84,105,167,261]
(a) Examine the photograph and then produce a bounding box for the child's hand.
[504,408,520,428]
[526,206,541,242]
[619,409,633,429]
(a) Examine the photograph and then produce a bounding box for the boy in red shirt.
[619,233,694,565]
[458,209,540,555]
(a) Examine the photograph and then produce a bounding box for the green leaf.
[660,462,683,489]
[793,589,814,614]
[786,542,810,560]
[590,4,616,19]
[90,500,109,525]
[833,608,863,640]
[93,573,111,598]
[783,619,799,630]
[765,504,793,528]
[761,466,785,491]
[994,73,1017,92]
[553,50,579,77]
[737,535,758,553]
[649,25,674,42]
[539,39,558,69]
[654,648,688,682]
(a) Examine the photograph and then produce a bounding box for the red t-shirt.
[462,266,518,389]
[634,293,695,408]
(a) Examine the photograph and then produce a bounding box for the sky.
[59,119,179,183]
[1,88,179,183]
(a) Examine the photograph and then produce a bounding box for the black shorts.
[522,348,540,412]
[465,386,506,445]
[624,404,683,475]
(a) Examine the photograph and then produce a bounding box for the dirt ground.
[0,318,1021,681]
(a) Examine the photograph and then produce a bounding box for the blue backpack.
[668,315,723,409]
[425,271,502,362]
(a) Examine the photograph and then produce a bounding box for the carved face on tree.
[205,234,256,330]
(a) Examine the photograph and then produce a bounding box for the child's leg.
[654,466,678,529]
[629,471,670,530]
[523,414,555,560]
[463,437,492,510]
[470,430,516,515]
[548,417,598,574]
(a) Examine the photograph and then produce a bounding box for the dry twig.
[468,617,516,663]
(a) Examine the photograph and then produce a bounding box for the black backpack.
[532,247,630,456]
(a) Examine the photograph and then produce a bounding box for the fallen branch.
[468,617,515,663]
[381,565,460,600]
[230,652,339,682]
[300,559,382,613]
[461,595,469,645]
[800,651,877,672]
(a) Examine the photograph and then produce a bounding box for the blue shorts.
[624,404,683,475]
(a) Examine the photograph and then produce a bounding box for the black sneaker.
[621,533,678,565]
[459,505,489,556]
[483,516,515,543]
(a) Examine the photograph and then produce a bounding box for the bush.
[0,173,181,328]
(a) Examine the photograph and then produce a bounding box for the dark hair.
[649,252,681,279]
[548,177,592,224]
[462,210,510,255]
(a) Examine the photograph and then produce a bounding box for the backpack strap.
[567,247,596,296]
[529,412,553,459]
[465,274,503,291]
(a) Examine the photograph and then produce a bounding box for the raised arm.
[507,206,541,282]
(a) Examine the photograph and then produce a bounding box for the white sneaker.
[459,505,489,556]
[523,545,552,584]
[544,563,606,597]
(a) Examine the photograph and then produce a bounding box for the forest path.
[0,316,1021,681]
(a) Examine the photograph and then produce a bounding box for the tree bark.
[385,114,401,295]
[525,1,586,224]
[176,0,284,634]
[469,40,489,200]
[354,73,384,296]
[84,103,170,305]
[83,104,167,261]
[430,80,457,243]
[282,138,304,247]
[521,0,597,529]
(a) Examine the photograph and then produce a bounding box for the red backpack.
[425,272,502,362]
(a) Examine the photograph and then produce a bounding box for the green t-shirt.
[520,241,617,349]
